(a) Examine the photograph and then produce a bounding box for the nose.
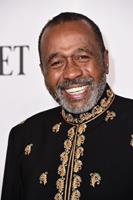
[63,58,83,80]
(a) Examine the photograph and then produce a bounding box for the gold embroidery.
[105,110,116,122]
[24,144,33,155]
[71,189,81,200]
[58,165,66,177]
[90,172,101,188]
[77,123,87,134]
[54,193,63,200]
[68,126,75,139]
[52,122,62,133]
[56,178,65,193]
[130,134,133,147]
[55,126,76,199]
[64,139,72,150]
[107,88,113,97]
[72,175,82,190]
[39,172,48,186]
[74,160,83,173]
[77,135,85,147]
[75,147,84,159]
[62,88,115,124]
[60,152,69,164]
[55,125,85,199]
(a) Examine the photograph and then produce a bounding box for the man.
[1,12,133,200]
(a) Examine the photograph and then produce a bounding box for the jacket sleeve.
[1,127,23,200]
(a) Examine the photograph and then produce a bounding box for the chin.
[49,74,107,114]
[59,98,96,114]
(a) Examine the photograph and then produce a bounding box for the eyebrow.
[46,52,59,64]
[77,47,94,55]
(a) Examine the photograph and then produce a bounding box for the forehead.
[44,20,94,35]
[40,20,99,57]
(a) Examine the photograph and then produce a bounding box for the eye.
[74,54,90,63]
[49,59,64,68]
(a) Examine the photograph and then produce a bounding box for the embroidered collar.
[61,85,115,125]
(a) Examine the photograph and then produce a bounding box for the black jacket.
[1,86,133,200]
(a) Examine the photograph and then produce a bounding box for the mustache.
[57,77,94,90]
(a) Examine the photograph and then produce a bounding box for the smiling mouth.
[65,85,88,95]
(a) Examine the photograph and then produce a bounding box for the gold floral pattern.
[39,172,48,186]
[60,152,69,164]
[105,110,116,122]
[71,190,81,200]
[74,160,83,173]
[56,178,65,192]
[77,123,87,134]
[52,122,62,133]
[90,172,101,188]
[55,126,76,199]
[64,139,72,150]
[54,193,63,200]
[75,147,84,159]
[55,124,86,199]
[24,144,33,155]
[68,126,75,139]
[58,165,66,177]
[77,135,85,147]
[72,175,82,190]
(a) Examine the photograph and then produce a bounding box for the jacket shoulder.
[115,95,133,109]
[19,106,61,125]
[113,95,133,122]
[9,106,62,141]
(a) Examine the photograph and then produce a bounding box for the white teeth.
[65,86,86,94]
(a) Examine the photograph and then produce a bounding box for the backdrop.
[0,0,133,194]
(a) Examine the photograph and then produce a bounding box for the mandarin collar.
[61,84,115,125]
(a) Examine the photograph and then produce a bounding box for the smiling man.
[1,12,133,200]
[40,16,108,115]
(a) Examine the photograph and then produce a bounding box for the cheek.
[84,62,105,81]
[45,69,63,90]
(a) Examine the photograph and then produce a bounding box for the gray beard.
[46,74,106,114]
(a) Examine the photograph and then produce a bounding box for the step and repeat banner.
[0,0,133,193]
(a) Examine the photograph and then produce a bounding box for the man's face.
[40,20,109,114]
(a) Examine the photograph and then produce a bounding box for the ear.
[103,50,109,74]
